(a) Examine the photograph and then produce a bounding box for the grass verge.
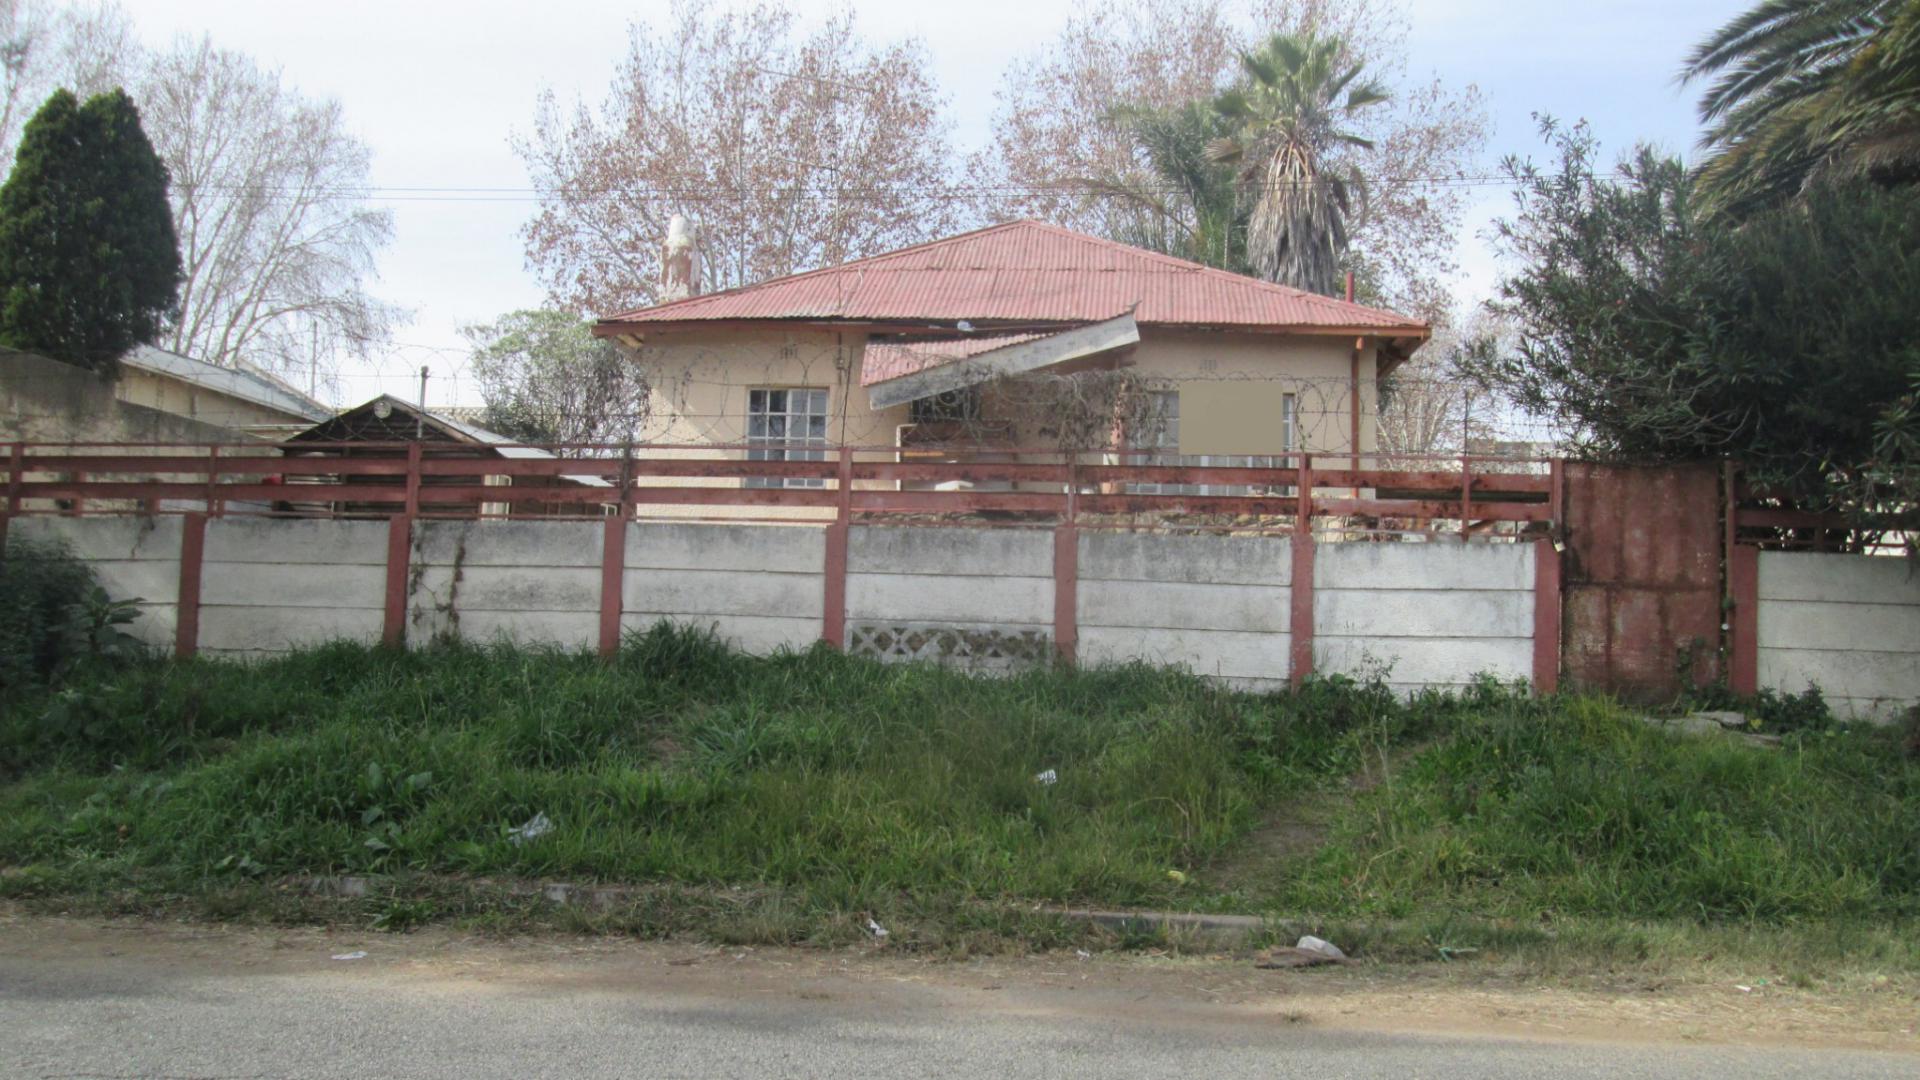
[3,624,1916,972]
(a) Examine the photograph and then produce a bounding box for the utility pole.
[417,366,429,438]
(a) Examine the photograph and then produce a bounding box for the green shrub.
[0,537,99,691]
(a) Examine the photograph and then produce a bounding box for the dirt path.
[4,912,1914,1056]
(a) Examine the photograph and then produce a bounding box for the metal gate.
[1560,462,1725,702]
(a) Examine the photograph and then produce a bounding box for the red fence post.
[1053,465,1078,664]
[383,515,411,649]
[0,442,20,557]
[1289,454,1315,687]
[175,512,207,659]
[598,445,633,659]
[1729,543,1760,696]
[821,446,852,648]
[1532,538,1561,694]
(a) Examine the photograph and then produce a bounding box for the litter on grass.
[330,951,368,961]
[508,812,554,845]
[1034,769,1058,786]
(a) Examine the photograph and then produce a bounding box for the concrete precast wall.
[1757,552,1920,720]
[623,522,824,654]
[410,520,606,648]
[9,516,182,647]
[844,526,1054,666]
[1314,543,1536,693]
[1076,531,1292,691]
[200,518,386,655]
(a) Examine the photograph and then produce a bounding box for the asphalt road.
[3,919,1914,1079]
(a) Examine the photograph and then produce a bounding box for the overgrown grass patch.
[3,623,1916,967]
[1276,693,1920,923]
[0,625,1430,917]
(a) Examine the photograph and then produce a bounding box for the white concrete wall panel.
[11,516,182,646]
[847,572,1053,628]
[1313,542,1535,691]
[203,518,388,565]
[1074,530,1292,684]
[849,526,1052,577]
[1079,532,1291,586]
[628,522,825,574]
[1757,552,1920,721]
[1077,625,1289,681]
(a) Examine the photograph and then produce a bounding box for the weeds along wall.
[7,516,1919,714]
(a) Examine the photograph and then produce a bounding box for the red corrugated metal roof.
[860,332,1047,387]
[599,220,1426,334]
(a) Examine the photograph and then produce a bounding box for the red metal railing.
[0,439,1557,531]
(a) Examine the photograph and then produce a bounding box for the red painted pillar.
[382,515,411,648]
[1054,478,1079,664]
[1289,455,1315,687]
[1532,538,1561,694]
[599,447,634,659]
[174,512,207,659]
[599,515,626,659]
[1729,544,1760,696]
[821,446,852,648]
[0,442,21,557]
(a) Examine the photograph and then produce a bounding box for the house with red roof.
[592,219,1429,496]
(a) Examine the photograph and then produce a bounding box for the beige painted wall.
[627,326,1377,456]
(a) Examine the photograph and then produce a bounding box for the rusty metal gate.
[1559,462,1726,702]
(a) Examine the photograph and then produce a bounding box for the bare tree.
[140,38,399,378]
[0,1,134,174]
[973,0,1486,317]
[464,308,650,448]
[516,0,960,315]
[0,7,398,379]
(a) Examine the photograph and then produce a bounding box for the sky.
[119,0,1746,409]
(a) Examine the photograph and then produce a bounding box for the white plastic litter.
[1295,935,1347,961]
[331,951,367,961]
[866,918,890,940]
[508,812,554,845]
[1033,769,1058,786]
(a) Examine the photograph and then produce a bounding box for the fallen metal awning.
[864,312,1140,409]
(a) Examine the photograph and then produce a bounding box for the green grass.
[2,624,1916,965]
[0,624,1432,913]
[1275,694,1920,923]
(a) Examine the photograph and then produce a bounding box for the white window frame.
[746,387,830,489]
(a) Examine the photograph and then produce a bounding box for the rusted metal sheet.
[1561,462,1725,702]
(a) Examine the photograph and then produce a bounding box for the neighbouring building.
[280,395,612,518]
[2,344,330,445]
[592,219,1430,507]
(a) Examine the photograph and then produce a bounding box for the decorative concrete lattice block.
[848,624,1052,670]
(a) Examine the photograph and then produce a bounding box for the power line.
[168,171,1636,205]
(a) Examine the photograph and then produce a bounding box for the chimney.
[660,214,703,301]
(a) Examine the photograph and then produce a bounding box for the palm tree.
[1683,0,1920,216]
[1203,32,1388,296]
[1087,101,1248,272]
